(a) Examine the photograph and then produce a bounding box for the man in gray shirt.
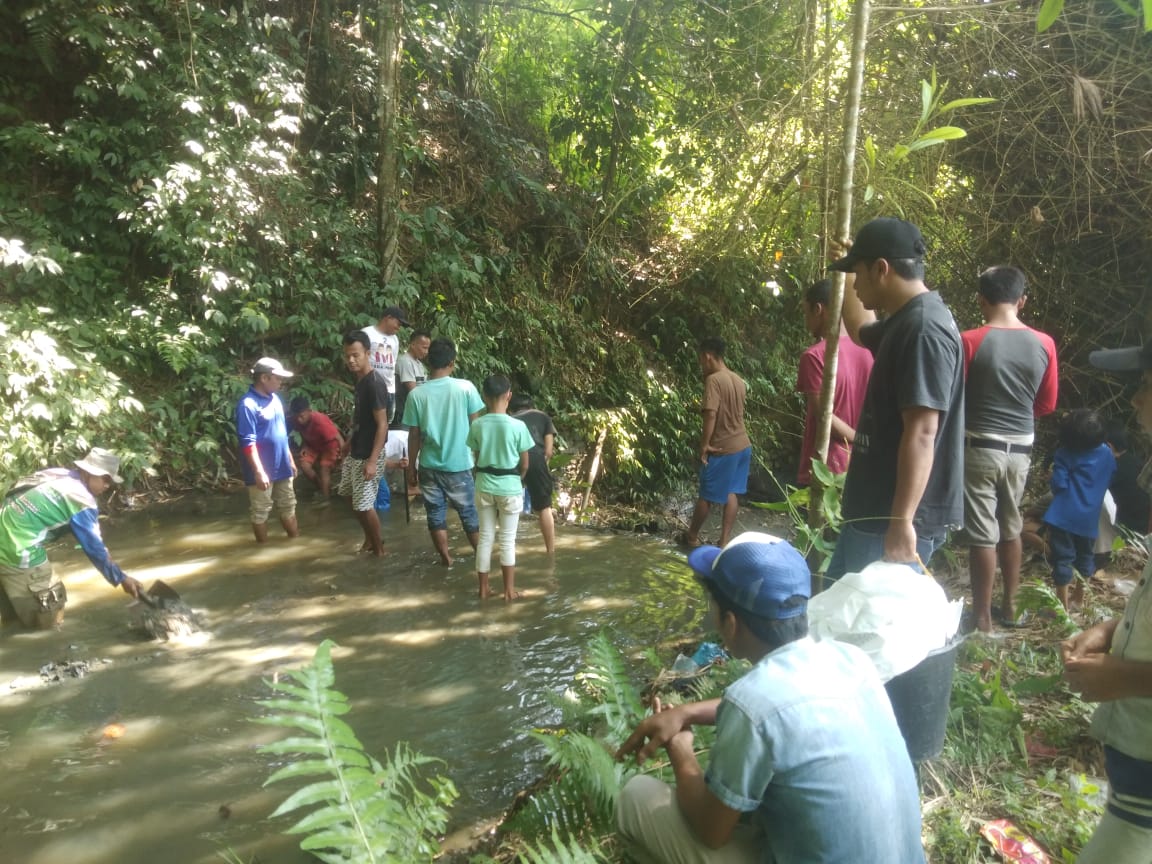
[960,266,1058,631]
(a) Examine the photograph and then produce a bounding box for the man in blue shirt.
[616,532,925,864]
[236,357,298,543]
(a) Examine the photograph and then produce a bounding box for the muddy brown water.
[0,492,711,863]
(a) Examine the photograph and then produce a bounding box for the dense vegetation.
[1,0,1149,498]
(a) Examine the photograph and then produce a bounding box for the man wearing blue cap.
[1063,340,1152,863]
[616,532,925,864]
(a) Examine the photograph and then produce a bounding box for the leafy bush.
[0,299,152,488]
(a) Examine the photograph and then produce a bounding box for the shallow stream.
[0,492,709,863]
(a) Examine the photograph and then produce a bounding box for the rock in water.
[128,595,203,641]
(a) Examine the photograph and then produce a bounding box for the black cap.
[1090,342,1152,374]
[829,217,928,272]
[381,306,411,327]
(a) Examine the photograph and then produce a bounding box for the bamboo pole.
[808,0,871,562]
[581,428,608,512]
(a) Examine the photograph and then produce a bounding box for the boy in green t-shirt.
[466,375,535,601]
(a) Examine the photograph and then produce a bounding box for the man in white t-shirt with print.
[362,305,409,422]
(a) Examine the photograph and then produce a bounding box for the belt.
[476,465,521,476]
[967,438,1032,455]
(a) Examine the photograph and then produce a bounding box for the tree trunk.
[808,0,871,543]
[375,0,403,287]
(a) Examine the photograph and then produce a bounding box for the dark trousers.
[1047,526,1095,586]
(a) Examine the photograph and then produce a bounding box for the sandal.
[996,610,1030,629]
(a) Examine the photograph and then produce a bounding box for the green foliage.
[256,640,458,864]
[947,651,1026,765]
[509,633,644,839]
[1037,0,1152,32]
[514,829,608,864]
[575,632,646,746]
[0,300,152,488]
[1015,581,1080,638]
[750,459,845,573]
[860,71,996,212]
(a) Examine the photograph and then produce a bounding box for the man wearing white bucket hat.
[0,448,144,628]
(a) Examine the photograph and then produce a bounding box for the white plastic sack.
[384,430,409,461]
[808,561,963,682]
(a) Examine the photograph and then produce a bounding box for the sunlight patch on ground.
[410,682,478,706]
[381,621,521,646]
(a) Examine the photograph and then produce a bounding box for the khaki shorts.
[0,561,67,628]
[248,478,297,524]
[962,446,1030,546]
[616,775,763,864]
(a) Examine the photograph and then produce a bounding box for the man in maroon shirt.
[961,266,1058,632]
[796,278,874,485]
[290,396,345,501]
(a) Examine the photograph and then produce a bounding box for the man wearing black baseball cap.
[823,218,965,584]
[616,532,925,863]
[1063,339,1152,863]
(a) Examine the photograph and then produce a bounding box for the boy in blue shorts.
[684,338,752,548]
[467,376,535,601]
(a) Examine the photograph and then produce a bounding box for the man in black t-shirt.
[338,331,390,557]
[824,218,965,584]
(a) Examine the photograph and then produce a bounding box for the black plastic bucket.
[884,637,961,763]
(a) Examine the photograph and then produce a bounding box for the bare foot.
[439,554,453,567]
[677,531,702,549]
[503,590,523,603]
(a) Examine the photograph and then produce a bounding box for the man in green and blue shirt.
[0,448,144,628]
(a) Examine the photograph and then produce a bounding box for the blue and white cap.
[687,532,811,620]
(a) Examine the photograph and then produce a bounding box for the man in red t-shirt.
[289,396,345,501]
[961,266,1058,632]
[796,279,874,485]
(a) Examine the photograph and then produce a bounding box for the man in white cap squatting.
[236,357,299,543]
[0,448,144,628]
[616,532,925,864]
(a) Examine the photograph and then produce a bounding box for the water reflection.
[0,492,704,863]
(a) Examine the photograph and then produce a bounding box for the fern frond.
[575,632,644,743]
[256,640,458,863]
[517,827,607,863]
[527,729,635,830]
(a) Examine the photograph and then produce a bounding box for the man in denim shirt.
[1064,340,1152,863]
[616,532,925,864]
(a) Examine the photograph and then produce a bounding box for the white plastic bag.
[808,561,963,682]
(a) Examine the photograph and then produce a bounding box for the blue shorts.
[698,447,751,504]
[419,468,480,533]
